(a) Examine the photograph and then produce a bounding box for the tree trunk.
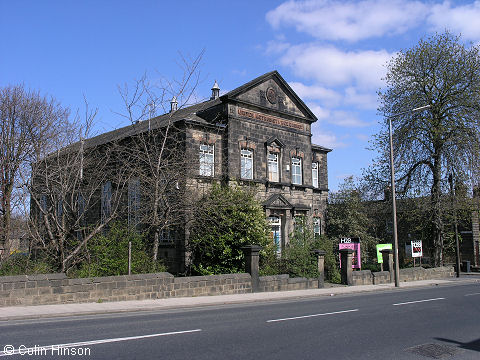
[153,229,159,262]
[431,155,443,267]
[1,183,13,258]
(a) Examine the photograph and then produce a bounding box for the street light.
[387,104,430,287]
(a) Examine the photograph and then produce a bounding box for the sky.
[2,0,480,191]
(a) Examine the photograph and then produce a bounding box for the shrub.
[189,184,271,275]
[280,216,319,278]
[260,216,341,283]
[70,223,166,277]
[0,253,55,276]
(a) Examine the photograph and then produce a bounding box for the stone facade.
[169,71,331,271]
[31,71,331,274]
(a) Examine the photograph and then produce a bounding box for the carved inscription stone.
[237,107,305,131]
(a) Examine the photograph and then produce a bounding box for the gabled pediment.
[263,194,293,209]
[221,71,317,122]
[265,137,285,148]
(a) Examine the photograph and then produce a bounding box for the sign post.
[339,238,361,269]
[376,244,393,271]
[411,240,423,262]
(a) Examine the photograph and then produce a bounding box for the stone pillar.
[381,249,394,283]
[242,245,262,292]
[312,249,326,288]
[339,249,354,285]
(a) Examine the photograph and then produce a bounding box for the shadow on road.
[435,337,480,352]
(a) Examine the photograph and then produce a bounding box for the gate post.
[313,249,326,288]
[339,249,354,285]
[242,245,262,292]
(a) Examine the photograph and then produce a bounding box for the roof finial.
[170,96,178,112]
[211,80,220,100]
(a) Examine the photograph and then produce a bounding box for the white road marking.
[0,329,202,356]
[266,309,359,323]
[464,292,480,297]
[393,298,445,306]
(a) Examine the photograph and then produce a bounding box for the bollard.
[241,245,262,292]
[380,249,394,283]
[312,249,326,288]
[339,249,354,285]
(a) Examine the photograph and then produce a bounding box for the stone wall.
[259,275,318,292]
[0,273,252,307]
[0,272,318,307]
[351,270,373,285]
[0,266,455,307]
[351,266,454,286]
[399,266,455,282]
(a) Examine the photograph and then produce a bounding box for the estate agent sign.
[411,240,423,258]
[339,237,361,269]
[376,244,393,263]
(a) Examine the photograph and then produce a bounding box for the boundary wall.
[0,266,454,307]
[0,273,318,307]
[351,266,454,286]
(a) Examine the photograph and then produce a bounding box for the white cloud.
[280,44,393,89]
[428,1,480,42]
[356,133,370,142]
[312,131,344,149]
[289,81,341,106]
[311,122,345,148]
[329,110,370,127]
[265,40,291,54]
[344,87,379,110]
[306,102,330,120]
[266,0,428,42]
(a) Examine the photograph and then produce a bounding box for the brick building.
[32,71,331,273]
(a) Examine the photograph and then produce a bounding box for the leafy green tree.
[327,177,382,266]
[369,32,480,266]
[188,184,270,275]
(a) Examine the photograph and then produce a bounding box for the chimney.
[170,96,178,112]
[211,80,220,100]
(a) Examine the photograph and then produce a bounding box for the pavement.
[1,275,479,321]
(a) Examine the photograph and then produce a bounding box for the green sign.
[376,244,393,263]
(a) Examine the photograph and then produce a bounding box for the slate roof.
[76,70,324,151]
[81,99,221,150]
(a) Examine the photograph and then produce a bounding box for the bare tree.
[27,103,131,272]
[116,52,207,263]
[0,85,71,258]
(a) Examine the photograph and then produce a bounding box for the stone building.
[179,71,330,264]
[32,71,331,273]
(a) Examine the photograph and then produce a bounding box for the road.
[1,282,480,359]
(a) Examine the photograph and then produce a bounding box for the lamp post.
[387,104,430,287]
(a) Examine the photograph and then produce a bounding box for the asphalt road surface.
[1,282,480,359]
